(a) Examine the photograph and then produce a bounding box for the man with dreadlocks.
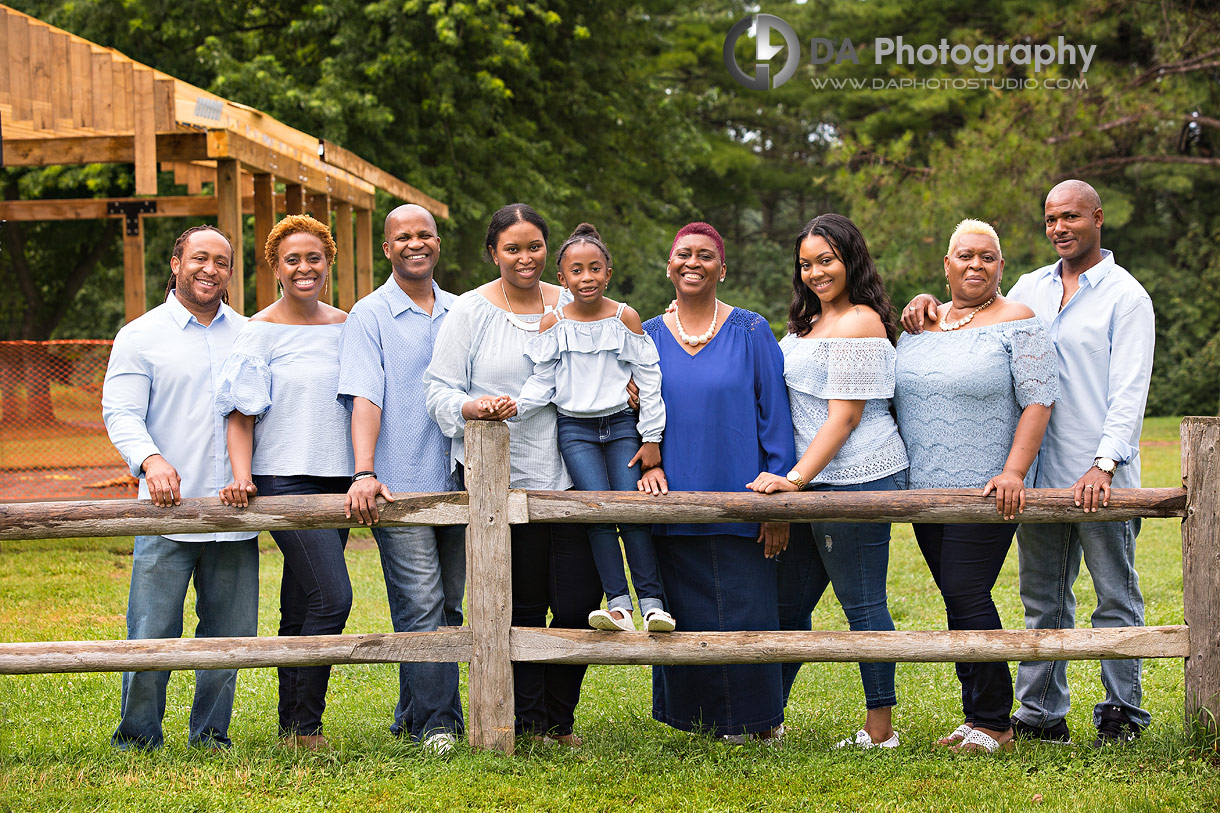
[101,225,259,750]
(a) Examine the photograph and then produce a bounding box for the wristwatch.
[1093,457,1117,475]
[786,470,806,490]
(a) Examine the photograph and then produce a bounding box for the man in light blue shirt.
[101,225,259,750]
[1005,180,1155,747]
[337,204,463,754]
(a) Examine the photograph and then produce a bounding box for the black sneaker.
[1091,705,1143,747]
[1010,715,1071,743]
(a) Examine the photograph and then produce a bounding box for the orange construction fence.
[0,340,134,501]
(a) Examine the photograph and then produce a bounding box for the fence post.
[1181,416,1220,733]
[464,420,515,753]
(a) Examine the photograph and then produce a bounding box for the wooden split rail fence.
[1,418,1218,754]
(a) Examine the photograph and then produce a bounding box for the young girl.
[514,223,675,633]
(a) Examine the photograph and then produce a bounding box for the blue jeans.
[253,474,352,737]
[112,534,259,750]
[1013,519,1150,729]
[371,524,466,740]
[557,410,664,615]
[777,471,904,710]
[915,521,1017,732]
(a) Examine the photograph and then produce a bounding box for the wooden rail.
[1,417,1218,754]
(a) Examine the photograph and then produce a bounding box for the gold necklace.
[501,280,546,332]
[939,294,996,331]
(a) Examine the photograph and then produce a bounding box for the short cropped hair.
[264,214,337,271]
[947,219,1002,259]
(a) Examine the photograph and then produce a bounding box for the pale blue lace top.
[893,317,1058,489]
[780,334,908,485]
[216,321,354,478]
[515,304,665,442]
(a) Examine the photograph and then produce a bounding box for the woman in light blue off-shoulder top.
[217,215,353,751]
[747,213,907,750]
[893,219,1057,754]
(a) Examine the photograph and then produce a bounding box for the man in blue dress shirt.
[337,204,464,754]
[101,225,259,750]
[1006,180,1155,747]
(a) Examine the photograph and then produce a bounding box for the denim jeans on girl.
[557,409,664,616]
[776,470,905,709]
[252,473,352,737]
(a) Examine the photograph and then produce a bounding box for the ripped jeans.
[776,470,906,709]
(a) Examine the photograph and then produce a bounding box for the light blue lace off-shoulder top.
[215,321,354,478]
[893,317,1058,490]
[515,303,665,442]
[780,334,908,485]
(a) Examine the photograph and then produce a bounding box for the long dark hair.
[483,203,549,262]
[787,214,896,344]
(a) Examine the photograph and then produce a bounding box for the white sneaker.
[422,732,456,755]
[833,728,899,749]
[589,608,636,631]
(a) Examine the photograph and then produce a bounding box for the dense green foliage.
[2,0,1218,412]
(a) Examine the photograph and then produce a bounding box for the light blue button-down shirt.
[101,293,250,542]
[337,278,457,492]
[1006,249,1155,489]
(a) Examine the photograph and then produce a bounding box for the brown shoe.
[280,734,332,752]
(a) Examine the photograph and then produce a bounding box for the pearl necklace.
[674,300,719,346]
[939,294,997,331]
[501,280,547,332]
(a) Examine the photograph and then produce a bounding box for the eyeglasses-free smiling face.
[557,242,612,305]
[275,231,330,302]
[1044,188,1102,264]
[171,229,233,312]
[667,234,724,297]
[944,232,1004,305]
[490,221,548,291]
[383,208,440,282]
[798,234,848,306]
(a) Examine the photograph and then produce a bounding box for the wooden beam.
[284,183,305,215]
[215,157,244,314]
[509,626,1191,665]
[69,40,92,129]
[9,11,32,123]
[90,50,113,132]
[0,629,474,675]
[123,215,145,322]
[154,78,174,131]
[0,492,474,540]
[253,173,277,310]
[321,138,449,219]
[335,201,355,311]
[0,8,10,107]
[465,421,515,754]
[523,488,1189,525]
[1182,417,1220,734]
[355,208,374,300]
[132,67,157,196]
[0,194,271,222]
[0,133,207,167]
[28,22,52,130]
[50,30,72,129]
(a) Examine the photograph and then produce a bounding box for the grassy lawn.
[0,415,1217,810]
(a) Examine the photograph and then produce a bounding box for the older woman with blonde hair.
[893,219,1058,753]
[217,214,353,750]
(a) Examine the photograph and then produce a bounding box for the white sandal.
[936,723,973,747]
[952,728,1006,753]
[643,608,676,632]
[588,608,635,632]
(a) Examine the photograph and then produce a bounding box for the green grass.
[0,416,1217,810]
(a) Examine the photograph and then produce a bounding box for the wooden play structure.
[0,3,447,319]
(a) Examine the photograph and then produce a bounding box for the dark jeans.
[914,521,1017,732]
[557,410,664,614]
[253,474,352,737]
[510,522,603,737]
[777,470,905,709]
